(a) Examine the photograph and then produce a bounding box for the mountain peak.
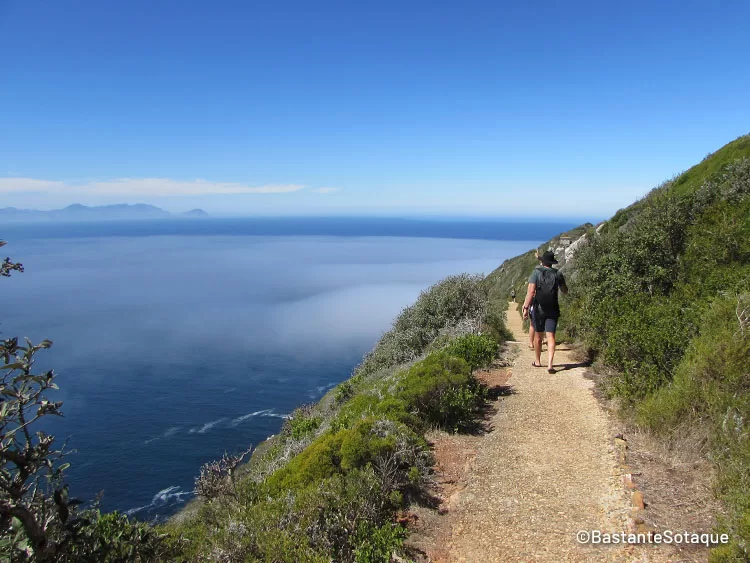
[181,209,209,217]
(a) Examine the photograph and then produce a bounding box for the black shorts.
[532,310,558,334]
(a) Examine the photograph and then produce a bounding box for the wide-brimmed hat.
[540,251,558,264]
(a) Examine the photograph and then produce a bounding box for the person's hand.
[522,306,529,320]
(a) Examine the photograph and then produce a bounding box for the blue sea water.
[0,217,575,520]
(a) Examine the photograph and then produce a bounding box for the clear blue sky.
[1,0,748,219]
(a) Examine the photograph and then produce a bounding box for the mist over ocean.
[0,217,575,520]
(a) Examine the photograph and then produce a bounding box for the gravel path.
[439,303,640,562]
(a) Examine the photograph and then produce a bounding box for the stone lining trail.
[427,302,666,562]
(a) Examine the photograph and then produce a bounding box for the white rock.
[565,233,588,261]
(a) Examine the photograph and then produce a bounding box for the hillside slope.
[165,274,511,561]
[487,133,750,561]
[483,223,591,315]
[148,133,750,560]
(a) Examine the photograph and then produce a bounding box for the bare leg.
[534,332,543,366]
[529,323,536,349]
[546,331,556,370]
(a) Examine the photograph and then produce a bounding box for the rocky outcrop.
[564,232,588,262]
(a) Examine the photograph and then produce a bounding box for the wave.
[144,425,182,444]
[125,485,192,517]
[309,381,337,399]
[144,411,290,443]
[230,409,290,427]
[230,409,272,427]
[189,418,228,434]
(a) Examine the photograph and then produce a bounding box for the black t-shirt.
[528,266,566,316]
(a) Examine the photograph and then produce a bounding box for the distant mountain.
[0,204,208,222]
[181,208,209,217]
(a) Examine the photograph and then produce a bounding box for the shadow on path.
[553,361,592,372]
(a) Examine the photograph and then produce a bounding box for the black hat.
[540,251,558,264]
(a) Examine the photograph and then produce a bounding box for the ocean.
[0,217,575,520]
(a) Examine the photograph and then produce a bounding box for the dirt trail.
[408,302,675,562]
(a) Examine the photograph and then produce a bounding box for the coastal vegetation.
[487,133,750,561]
[568,138,750,562]
[164,274,504,561]
[3,133,748,561]
[1,264,506,561]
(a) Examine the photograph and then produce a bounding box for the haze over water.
[1,217,574,519]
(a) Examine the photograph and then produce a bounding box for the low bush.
[282,404,323,441]
[63,510,173,563]
[332,392,418,433]
[443,333,498,371]
[482,299,514,343]
[171,467,408,562]
[352,521,408,563]
[333,339,494,434]
[355,274,489,379]
[334,380,355,404]
[562,144,750,561]
[395,351,485,432]
[595,294,699,400]
[637,294,750,561]
[265,417,429,498]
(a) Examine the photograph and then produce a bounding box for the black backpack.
[534,268,559,315]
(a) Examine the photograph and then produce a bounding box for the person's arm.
[522,283,536,319]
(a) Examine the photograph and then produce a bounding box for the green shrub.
[395,351,484,431]
[265,431,345,493]
[339,420,398,472]
[334,338,494,434]
[551,140,750,559]
[353,521,407,563]
[444,333,498,371]
[301,468,402,562]
[335,380,355,403]
[174,467,405,562]
[265,417,429,497]
[439,384,489,433]
[637,294,750,561]
[332,393,416,432]
[482,299,514,343]
[355,274,489,378]
[285,412,322,441]
[64,510,175,562]
[601,294,699,400]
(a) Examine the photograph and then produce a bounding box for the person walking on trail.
[510,289,516,303]
[522,251,568,374]
[527,254,543,350]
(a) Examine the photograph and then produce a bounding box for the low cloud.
[311,187,340,194]
[0,177,305,198]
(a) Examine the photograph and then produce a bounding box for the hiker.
[527,253,543,350]
[510,289,516,302]
[522,250,568,373]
